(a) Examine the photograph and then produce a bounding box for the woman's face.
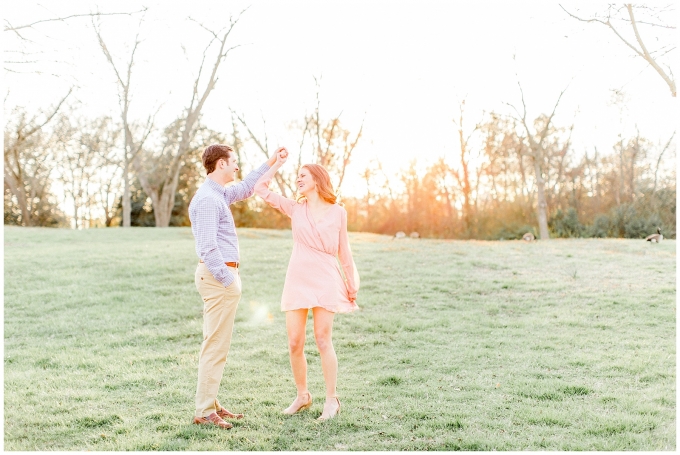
[296,167,317,196]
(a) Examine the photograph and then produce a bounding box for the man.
[189,143,286,429]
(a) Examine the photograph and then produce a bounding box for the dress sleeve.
[338,206,359,300]
[254,165,296,218]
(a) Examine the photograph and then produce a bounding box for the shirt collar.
[204,177,227,195]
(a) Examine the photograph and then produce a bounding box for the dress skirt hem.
[281,302,359,314]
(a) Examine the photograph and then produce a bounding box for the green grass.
[4,226,676,450]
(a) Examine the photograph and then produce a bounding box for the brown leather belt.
[199,259,239,268]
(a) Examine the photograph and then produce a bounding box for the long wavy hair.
[297,164,337,204]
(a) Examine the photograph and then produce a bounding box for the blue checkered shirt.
[189,163,270,287]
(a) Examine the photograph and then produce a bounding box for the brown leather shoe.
[193,412,233,429]
[216,405,244,419]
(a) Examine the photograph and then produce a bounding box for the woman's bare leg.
[283,309,312,413]
[312,307,340,419]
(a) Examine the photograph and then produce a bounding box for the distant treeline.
[5,104,676,240]
[100,157,676,241]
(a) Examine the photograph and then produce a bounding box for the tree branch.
[538,86,568,144]
[653,130,675,193]
[561,4,676,97]
[4,8,147,33]
[626,4,676,96]
[25,87,73,137]
[232,111,269,157]
[336,117,364,190]
[93,20,126,88]
[559,5,610,25]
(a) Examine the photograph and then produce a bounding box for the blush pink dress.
[254,166,359,313]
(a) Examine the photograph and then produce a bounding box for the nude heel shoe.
[282,392,312,415]
[317,396,341,421]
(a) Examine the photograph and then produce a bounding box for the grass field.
[3,226,676,450]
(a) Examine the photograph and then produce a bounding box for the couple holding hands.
[188,144,360,429]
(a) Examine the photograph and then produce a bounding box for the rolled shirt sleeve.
[191,198,235,287]
[225,163,271,205]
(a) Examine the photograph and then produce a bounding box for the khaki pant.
[194,262,242,418]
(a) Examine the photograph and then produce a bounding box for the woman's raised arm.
[254,162,296,218]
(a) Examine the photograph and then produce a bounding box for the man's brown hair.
[202,144,234,174]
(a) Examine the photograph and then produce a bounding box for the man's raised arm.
[225,148,287,204]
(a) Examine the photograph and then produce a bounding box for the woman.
[254,148,359,421]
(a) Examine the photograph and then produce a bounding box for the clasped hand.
[274,147,288,166]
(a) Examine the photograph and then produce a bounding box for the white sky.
[5,1,678,201]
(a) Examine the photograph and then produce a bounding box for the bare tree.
[628,129,642,202]
[585,147,601,213]
[611,128,650,205]
[232,109,296,198]
[54,115,120,228]
[508,83,569,240]
[96,165,123,227]
[539,121,574,211]
[306,78,364,193]
[234,77,363,201]
[4,7,146,74]
[359,165,374,230]
[88,119,125,227]
[429,157,457,224]
[134,12,247,227]
[53,115,86,228]
[451,99,480,236]
[479,114,529,207]
[94,17,157,227]
[561,4,676,96]
[4,90,71,226]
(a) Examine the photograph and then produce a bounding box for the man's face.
[219,156,239,181]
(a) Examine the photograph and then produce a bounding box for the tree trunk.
[458,128,473,236]
[73,200,79,229]
[4,153,33,226]
[616,136,623,205]
[122,157,131,227]
[152,192,169,227]
[629,136,639,201]
[144,159,182,227]
[154,183,176,227]
[589,148,601,214]
[533,159,550,239]
[442,185,453,220]
[5,174,32,226]
[18,191,32,226]
[517,143,529,207]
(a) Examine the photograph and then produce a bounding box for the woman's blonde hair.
[297,164,337,204]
